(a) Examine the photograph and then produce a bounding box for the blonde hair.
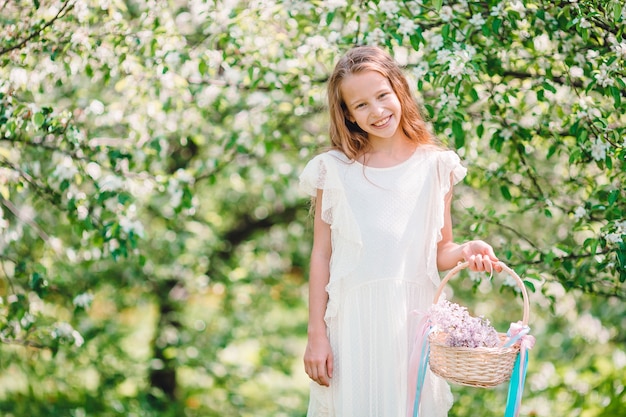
[327,46,435,160]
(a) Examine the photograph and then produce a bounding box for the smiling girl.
[299,46,500,417]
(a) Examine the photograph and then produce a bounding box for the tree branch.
[0,0,74,56]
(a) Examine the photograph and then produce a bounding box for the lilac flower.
[428,300,500,348]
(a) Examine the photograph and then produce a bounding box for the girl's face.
[340,70,404,142]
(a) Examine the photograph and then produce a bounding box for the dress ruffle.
[299,151,363,323]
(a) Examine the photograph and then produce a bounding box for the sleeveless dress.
[299,146,466,417]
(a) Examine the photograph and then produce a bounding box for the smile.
[372,116,391,127]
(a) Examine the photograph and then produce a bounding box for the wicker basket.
[428,262,530,388]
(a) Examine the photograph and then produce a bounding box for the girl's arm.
[437,181,501,272]
[303,189,334,386]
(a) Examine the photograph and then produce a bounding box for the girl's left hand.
[461,240,502,273]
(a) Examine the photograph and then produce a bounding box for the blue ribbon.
[413,328,433,417]
[504,349,529,417]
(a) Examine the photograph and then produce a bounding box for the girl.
[299,46,500,417]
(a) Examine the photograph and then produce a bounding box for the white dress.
[299,146,466,417]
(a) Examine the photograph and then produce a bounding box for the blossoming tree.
[0,0,624,416]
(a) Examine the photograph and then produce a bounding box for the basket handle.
[433,261,530,326]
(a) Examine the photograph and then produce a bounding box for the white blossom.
[440,5,454,22]
[468,14,485,27]
[77,205,89,221]
[490,3,504,17]
[85,162,102,180]
[405,1,422,14]
[70,27,91,49]
[119,216,145,238]
[612,42,626,59]
[594,64,615,87]
[605,233,623,244]
[412,62,429,80]
[366,28,386,46]
[533,34,553,53]
[590,138,610,161]
[88,100,105,115]
[573,206,586,220]
[429,34,444,50]
[378,0,400,18]
[52,322,84,347]
[52,157,79,181]
[174,169,195,184]
[438,93,460,110]
[99,175,124,192]
[500,128,513,140]
[398,17,417,36]
[509,0,526,14]
[569,66,584,78]
[578,17,591,29]
[9,68,29,89]
[73,293,94,308]
[515,19,531,39]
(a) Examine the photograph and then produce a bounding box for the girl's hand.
[461,240,502,273]
[304,332,333,386]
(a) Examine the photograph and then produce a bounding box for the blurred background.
[0,0,624,416]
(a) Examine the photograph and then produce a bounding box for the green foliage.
[0,0,624,416]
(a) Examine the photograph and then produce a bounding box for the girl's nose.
[372,105,384,116]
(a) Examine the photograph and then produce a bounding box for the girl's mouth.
[372,115,391,127]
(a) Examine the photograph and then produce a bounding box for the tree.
[0,0,624,416]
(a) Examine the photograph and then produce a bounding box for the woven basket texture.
[428,332,520,388]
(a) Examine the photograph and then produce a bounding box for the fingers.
[464,240,502,273]
[327,351,334,378]
[467,253,502,273]
[304,356,332,386]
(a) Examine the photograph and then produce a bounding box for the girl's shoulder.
[415,144,460,160]
[306,149,353,166]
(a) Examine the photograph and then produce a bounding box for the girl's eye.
[379,92,389,99]
[355,103,366,109]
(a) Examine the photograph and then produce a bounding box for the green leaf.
[33,112,45,128]
[500,185,512,201]
[492,18,502,34]
[477,124,484,138]
[537,89,545,101]
[615,3,623,22]
[452,119,464,148]
[523,280,536,292]
[433,0,443,11]
[199,60,208,76]
[326,11,335,25]
[610,86,621,107]
[470,88,479,102]
[542,81,556,94]
[29,272,48,297]
[608,190,619,205]
[424,104,434,118]
[442,24,450,40]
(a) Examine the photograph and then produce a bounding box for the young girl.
[299,46,501,417]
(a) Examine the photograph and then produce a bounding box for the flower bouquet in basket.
[409,262,535,417]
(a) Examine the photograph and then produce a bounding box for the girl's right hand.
[303,332,333,386]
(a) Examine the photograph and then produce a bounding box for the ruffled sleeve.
[427,150,468,286]
[299,152,362,323]
[438,150,467,194]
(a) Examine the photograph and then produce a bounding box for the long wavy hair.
[327,46,435,160]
